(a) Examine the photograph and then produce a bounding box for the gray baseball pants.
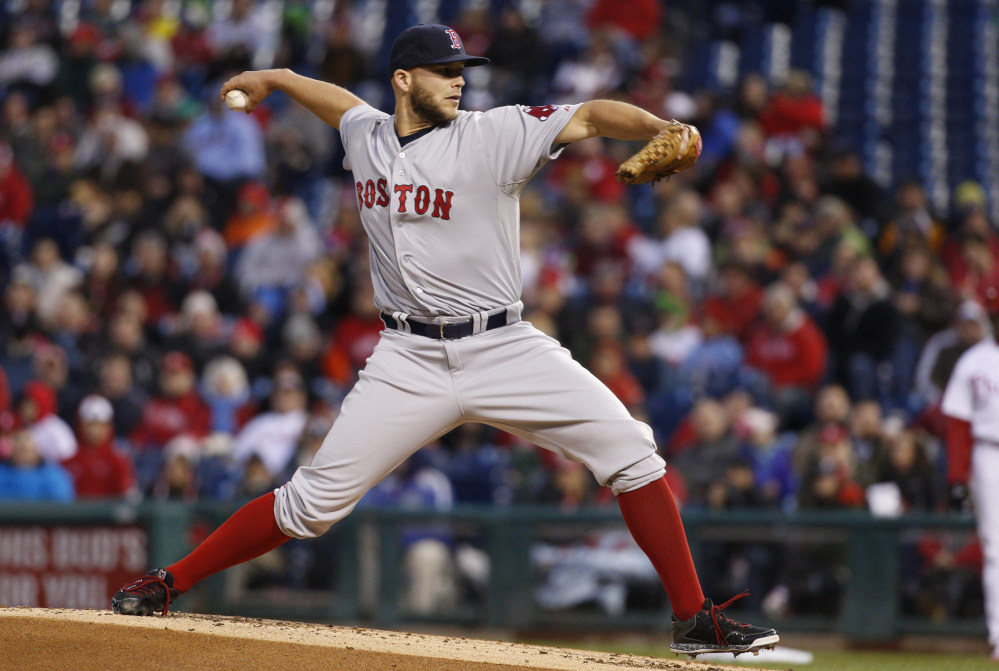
[274,321,666,538]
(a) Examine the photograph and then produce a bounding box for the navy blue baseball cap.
[388,24,490,73]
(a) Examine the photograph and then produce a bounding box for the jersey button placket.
[392,153,404,226]
[392,152,420,301]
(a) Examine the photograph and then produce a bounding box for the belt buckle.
[439,321,453,340]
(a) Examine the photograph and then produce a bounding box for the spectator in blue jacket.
[183,90,265,183]
[0,428,74,501]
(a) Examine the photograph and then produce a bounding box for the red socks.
[165,479,704,618]
[617,476,705,620]
[167,491,290,593]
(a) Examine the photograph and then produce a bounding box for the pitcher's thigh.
[462,324,665,493]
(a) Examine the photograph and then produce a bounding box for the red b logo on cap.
[445,28,462,49]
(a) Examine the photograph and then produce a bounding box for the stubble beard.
[411,81,457,125]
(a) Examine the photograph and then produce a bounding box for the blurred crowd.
[0,0,994,544]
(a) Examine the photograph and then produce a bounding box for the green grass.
[711,649,993,671]
[529,641,996,671]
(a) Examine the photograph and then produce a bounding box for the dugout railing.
[0,502,983,642]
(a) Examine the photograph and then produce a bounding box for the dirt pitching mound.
[0,607,773,671]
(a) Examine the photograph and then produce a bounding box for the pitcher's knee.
[605,451,666,495]
[273,471,359,539]
[583,420,665,494]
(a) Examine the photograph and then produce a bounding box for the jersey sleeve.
[941,351,975,421]
[339,104,390,171]
[478,103,583,189]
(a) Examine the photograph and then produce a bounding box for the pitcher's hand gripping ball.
[614,120,702,184]
[225,89,250,111]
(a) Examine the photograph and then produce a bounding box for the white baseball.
[225,89,249,111]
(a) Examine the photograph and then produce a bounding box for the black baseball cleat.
[111,568,181,616]
[670,591,779,658]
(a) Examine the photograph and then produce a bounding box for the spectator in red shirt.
[701,260,764,344]
[545,138,626,205]
[130,351,210,450]
[940,207,999,282]
[572,202,637,280]
[63,395,136,499]
[0,366,9,409]
[758,69,826,145]
[746,283,828,427]
[321,280,385,388]
[170,10,214,71]
[589,341,645,413]
[0,141,33,226]
[950,238,999,315]
[797,424,866,509]
[585,0,662,43]
[0,141,34,268]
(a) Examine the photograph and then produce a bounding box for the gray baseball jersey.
[273,102,666,539]
[340,103,580,317]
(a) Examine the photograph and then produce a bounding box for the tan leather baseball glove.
[614,120,702,184]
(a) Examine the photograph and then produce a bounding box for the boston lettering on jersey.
[355,179,454,220]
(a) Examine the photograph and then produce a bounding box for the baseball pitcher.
[111,24,778,658]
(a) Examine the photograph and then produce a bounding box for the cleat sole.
[671,633,781,658]
[111,593,169,616]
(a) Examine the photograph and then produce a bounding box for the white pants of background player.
[972,444,999,658]
[273,321,666,538]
